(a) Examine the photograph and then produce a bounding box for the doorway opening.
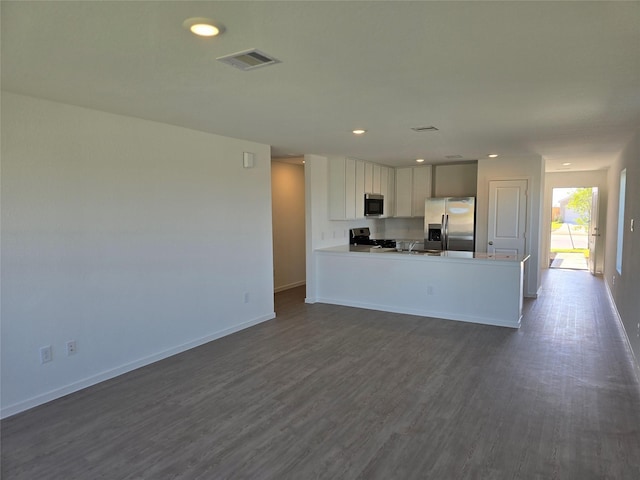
[549,187,595,271]
[271,157,306,312]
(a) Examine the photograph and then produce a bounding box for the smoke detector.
[217,49,281,71]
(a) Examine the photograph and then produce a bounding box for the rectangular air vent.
[446,155,464,159]
[216,48,281,71]
[411,126,439,132]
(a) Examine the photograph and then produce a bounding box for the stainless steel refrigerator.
[424,197,476,251]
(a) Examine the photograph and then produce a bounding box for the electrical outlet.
[40,345,52,364]
[612,275,615,286]
[426,285,434,295]
[244,292,250,304]
[66,340,77,355]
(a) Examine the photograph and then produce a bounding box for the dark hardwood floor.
[3,269,640,479]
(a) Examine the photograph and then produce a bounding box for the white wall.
[476,155,545,297]
[604,129,640,369]
[1,92,275,417]
[271,160,306,292]
[543,170,608,273]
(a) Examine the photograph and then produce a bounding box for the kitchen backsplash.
[380,217,424,241]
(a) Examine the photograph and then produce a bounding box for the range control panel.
[350,227,370,238]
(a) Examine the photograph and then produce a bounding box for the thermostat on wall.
[243,152,255,168]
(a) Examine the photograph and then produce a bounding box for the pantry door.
[487,180,528,256]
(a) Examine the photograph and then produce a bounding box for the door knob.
[488,241,493,245]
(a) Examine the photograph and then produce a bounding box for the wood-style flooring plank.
[2,269,640,479]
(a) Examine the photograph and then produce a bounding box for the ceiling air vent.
[216,48,281,71]
[446,155,464,159]
[411,126,439,132]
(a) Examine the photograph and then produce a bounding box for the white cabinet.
[372,164,381,194]
[380,166,394,217]
[355,160,366,219]
[344,158,357,219]
[364,162,374,193]
[329,157,357,220]
[412,165,431,215]
[329,157,393,219]
[394,165,432,217]
[395,167,413,217]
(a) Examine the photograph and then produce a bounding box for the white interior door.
[488,180,528,256]
[588,187,600,274]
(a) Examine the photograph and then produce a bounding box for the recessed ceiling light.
[488,154,499,158]
[183,17,224,37]
[416,158,425,163]
[352,129,367,135]
[562,162,572,166]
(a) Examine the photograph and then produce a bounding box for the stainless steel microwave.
[364,193,384,216]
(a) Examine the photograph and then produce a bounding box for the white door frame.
[588,187,600,275]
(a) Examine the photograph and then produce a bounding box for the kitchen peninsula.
[312,246,529,328]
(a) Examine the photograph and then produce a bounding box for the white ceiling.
[2,1,639,171]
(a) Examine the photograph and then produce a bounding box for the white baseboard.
[604,280,640,382]
[1,312,276,419]
[314,297,520,329]
[274,280,306,293]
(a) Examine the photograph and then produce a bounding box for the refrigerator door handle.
[444,214,450,250]
[441,214,445,250]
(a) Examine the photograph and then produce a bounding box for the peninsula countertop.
[312,244,529,328]
[316,245,530,264]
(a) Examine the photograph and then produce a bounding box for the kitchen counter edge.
[316,245,530,264]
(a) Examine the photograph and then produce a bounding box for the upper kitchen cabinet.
[355,159,366,219]
[433,163,478,197]
[329,157,393,219]
[365,163,393,217]
[394,165,432,217]
[329,156,356,220]
[380,166,394,217]
[364,162,374,193]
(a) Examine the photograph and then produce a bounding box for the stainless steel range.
[349,227,396,248]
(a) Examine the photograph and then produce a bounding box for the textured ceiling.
[2,1,639,171]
